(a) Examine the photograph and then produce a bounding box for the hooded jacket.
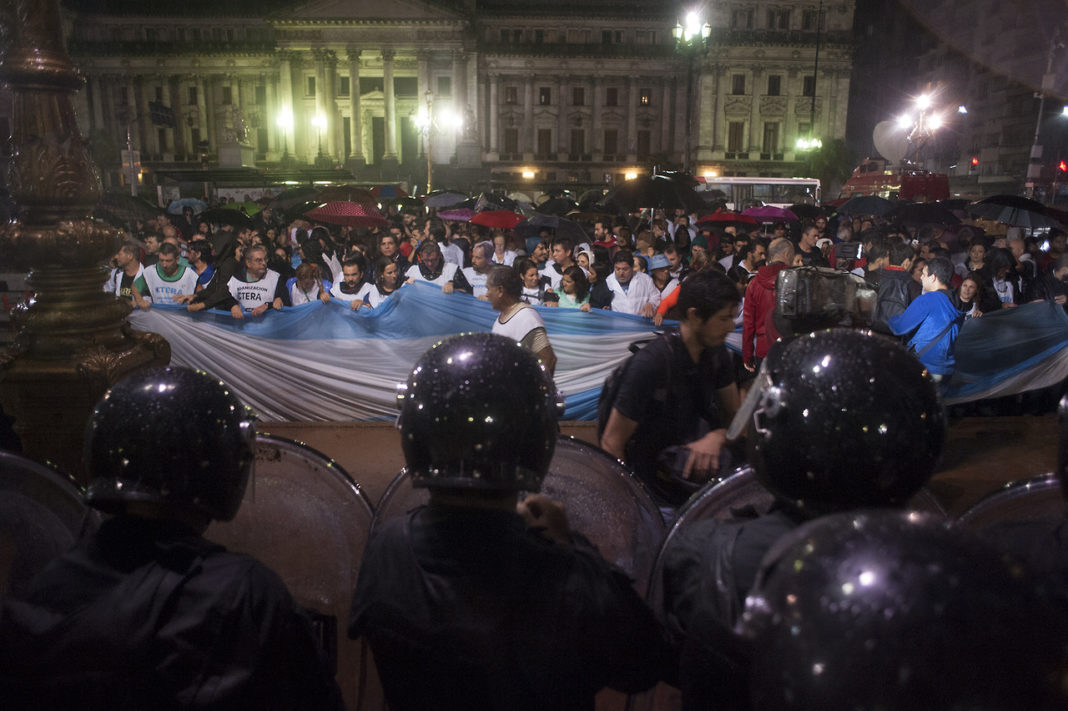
[742,263,789,363]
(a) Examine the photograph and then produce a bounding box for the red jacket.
[742,263,788,363]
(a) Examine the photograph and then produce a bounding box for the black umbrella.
[604,175,705,213]
[837,195,895,217]
[535,197,580,216]
[424,190,468,208]
[515,214,589,244]
[577,189,608,211]
[787,204,825,220]
[966,195,1063,229]
[888,201,961,226]
[267,186,319,212]
[201,207,255,230]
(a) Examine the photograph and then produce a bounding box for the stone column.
[488,72,499,155]
[626,74,638,161]
[160,74,173,158]
[660,80,672,155]
[557,76,568,159]
[452,51,464,109]
[591,76,602,161]
[137,76,156,158]
[713,66,727,152]
[325,51,340,160]
[89,74,105,132]
[748,68,762,154]
[347,49,364,166]
[382,48,398,162]
[522,75,533,158]
[265,70,278,154]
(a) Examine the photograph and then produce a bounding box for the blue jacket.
[888,289,961,375]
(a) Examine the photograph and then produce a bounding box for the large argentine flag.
[128,283,1066,421]
[128,282,710,421]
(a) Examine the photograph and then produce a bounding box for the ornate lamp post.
[414,91,463,194]
[0,0,170,481]
[674,10,711,174]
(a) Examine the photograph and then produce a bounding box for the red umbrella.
[305,201,388,228]
[469,210,524,229]
[696,212,757,227]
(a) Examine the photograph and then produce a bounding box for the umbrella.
[965,195,1064,229]
[472,192,519,213]
[787,204,824,220]
[221,201,261,216]
[566,210,617,223]
[314,185,376,204]
[268,186,319,212]
[535,197,579,216]
[96,193,163,224]
[515,214,589,244]
[837,195,894,217]
[371,184,408,199]
[436,208,475,222]
[201,207,254,230]
[508,191,534,204]
[603,175,705,213]
[741,206,799,222]
[167,197,208,215]
[887,201,960,226]
[697,212,758,228]
[577,189,608,211]
[469,210,524,230]
[305,201,388,228]
[424,191,468,208]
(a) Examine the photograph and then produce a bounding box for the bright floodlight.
[440,107,464,132]
[312,114,327,129]
[681,10,705,41]
[276,109,293,129]
[1062,104,1068,116]
[896,114,913,130]
[958,105,968,114]
[915,94,932,110]
[928,113,943,130]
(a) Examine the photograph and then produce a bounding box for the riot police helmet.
[84,366,255,522]
[398,333,560,491]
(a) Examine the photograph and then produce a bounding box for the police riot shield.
[0,450,98,598]
[955,473,1062,530]
[373,435,665,595]
[205,434,378,711]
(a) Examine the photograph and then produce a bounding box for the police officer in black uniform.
[0,367,343,711]
[741,510,1068,710]
[349,333,669,710]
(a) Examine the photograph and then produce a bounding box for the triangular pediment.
[275,0,461,22]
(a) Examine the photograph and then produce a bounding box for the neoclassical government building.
[50,0,854,193]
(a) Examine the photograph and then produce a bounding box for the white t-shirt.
[289,281,324,305]
[492,250,517,266]
[441,242,465,267]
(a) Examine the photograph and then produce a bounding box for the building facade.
[29,0,855,196]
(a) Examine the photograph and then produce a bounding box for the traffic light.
[1058,160,1067,173]
[971,156,979,167]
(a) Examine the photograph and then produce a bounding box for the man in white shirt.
[227,244,287,316]
[330,254,376,310]
[606,250,660,318]
[461,241,495,299]
[487,265,556,375]
[404,241,470,293]
[540,237,575,290]
[133,242,199,309]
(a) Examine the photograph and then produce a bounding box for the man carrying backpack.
[600,271,741,509]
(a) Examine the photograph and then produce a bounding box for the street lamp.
[898,92,945,168]
[414,91,463,193]
[311,113,326,158]
[276,109,292,164]
[674,10,710,174]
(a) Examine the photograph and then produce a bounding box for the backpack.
[596,331,674,441]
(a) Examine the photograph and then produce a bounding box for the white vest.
[330,280,375,303]
[492,302,546,343]
[142,264,198,304]
[228,269,281,310]
[106,264,143,296]
[405,262,458,288]
[461,266,490,298]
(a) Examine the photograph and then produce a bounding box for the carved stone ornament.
[760,96,787,116]
[795,97,822,117]
[725,95,753,116]
[0,0,170,482]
